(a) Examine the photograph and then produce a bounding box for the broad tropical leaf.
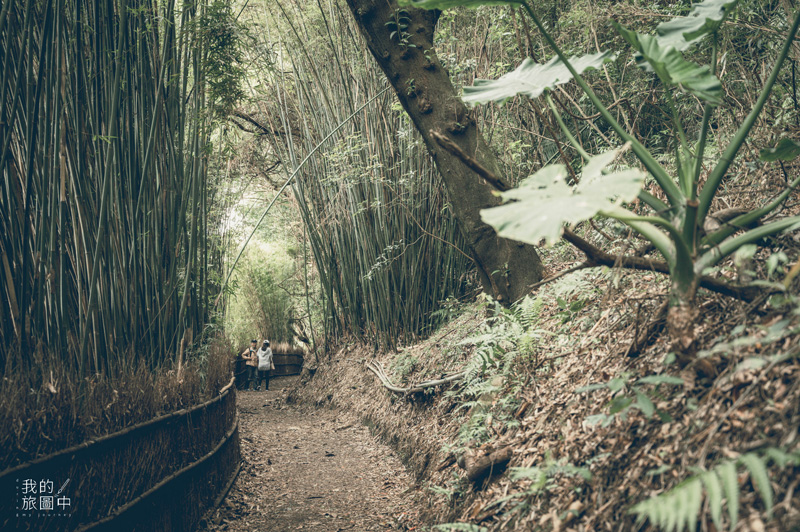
[462,52,615,106]
[759,138,800,162]
[480,148,645,245]
[399,0,522,8]
[656,0,739,51]
[614,23,722,105]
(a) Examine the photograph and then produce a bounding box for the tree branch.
[436,126,773,304]
[562,229,769,301]
[231,110,300,139]
[430,130,512,192]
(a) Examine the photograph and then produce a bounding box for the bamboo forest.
[2,0,800,530]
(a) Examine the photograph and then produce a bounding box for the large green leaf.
[759,138,800,162]
[480,149,645,245]
[656,0,739,51]
[614,22,722,105]
[399,0,522,8]
[462,51,615,106]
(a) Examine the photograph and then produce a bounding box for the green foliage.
[427,484,458,500]
[254,5,474,350]
[654,0,740,51]
[432,524,489,532]
[389,352,420,384]
[412,0,800,329]
[465,455,592,521]
[510,457,591,487]
[480,148,645,245]
[0,0,222,373]
[448,291,595,447]
[430,296,467,329]
[697,317,800,359]
[614,23,722,105]
[462,52,615,107]
[225,242,295,348]
[385,9,417,48]
[759,138,800,162]
[401,0,521,8]
[461,301,539,376]
[577,373,683,426]
[630,448,800,531]
[554,296,585,324]
[201,0,246,117]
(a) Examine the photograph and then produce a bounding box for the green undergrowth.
[297,260,800,531]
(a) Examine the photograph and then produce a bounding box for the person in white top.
[254,340,274,391]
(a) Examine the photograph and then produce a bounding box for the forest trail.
[207,377,421,531]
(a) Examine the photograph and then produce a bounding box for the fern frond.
[684,478,703,532]
[740,453,773,517]
[717,460,739,530]
[700,470,723,530]
[630,448,799,532]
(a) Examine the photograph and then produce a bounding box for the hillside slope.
[290,266,800,531]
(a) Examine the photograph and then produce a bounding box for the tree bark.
[344,0,544,303]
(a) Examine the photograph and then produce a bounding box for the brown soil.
[289,290,800,531]
[206,376,422,532]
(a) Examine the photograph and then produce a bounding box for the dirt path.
[207,377,422,532]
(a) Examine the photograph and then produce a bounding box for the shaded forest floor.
[206,377,422,531]
[289,264,800,531]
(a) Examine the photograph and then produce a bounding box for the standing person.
[241,339,258,391]
[255,340,274,391]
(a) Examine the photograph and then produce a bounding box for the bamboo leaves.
[254,1,473,348]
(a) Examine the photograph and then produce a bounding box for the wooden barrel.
[272,353,304,376]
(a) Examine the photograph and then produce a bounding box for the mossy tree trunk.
[344,0,544,303]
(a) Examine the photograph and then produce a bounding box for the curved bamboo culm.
[214,86,392,308]
[0,378,240,532]
[367,360,466,394]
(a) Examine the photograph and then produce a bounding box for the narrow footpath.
[207,377,422,531]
